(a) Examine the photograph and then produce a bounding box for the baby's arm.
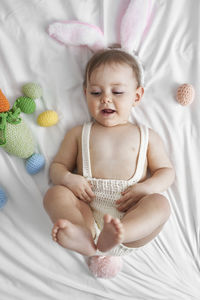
[117,129,175,211]
[50,126,95,203]
[141,129,175,191]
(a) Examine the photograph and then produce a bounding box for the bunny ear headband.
[48,0,154,87]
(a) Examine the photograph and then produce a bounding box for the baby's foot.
[97,214,124,252]
[52,219,97,256]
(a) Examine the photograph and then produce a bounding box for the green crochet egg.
[2,120,35,158]
[22,82,43,99]
[15,96,36,114]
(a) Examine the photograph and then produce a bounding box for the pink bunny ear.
[120,0,153,52]
[48,21,106,52]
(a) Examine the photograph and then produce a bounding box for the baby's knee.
[151,193,171,221]
[43,185,72,209]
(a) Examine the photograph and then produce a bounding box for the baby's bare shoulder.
[64,124,83,140]
[148,128,164,145]
[68,124,83,134]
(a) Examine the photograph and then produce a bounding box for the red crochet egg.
[176,84,195,106]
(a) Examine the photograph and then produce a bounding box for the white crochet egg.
[176,84,195,106]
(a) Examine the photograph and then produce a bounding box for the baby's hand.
[63,172,95,203]
[116,182,149,212]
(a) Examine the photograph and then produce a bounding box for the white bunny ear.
[48,21,106,52]
[120,0,153,53]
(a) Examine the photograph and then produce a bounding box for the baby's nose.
[101,95,112,103]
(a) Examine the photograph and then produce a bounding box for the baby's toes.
[56,219,68,229]
[103,214,112,224]
[112,218,123,231]
[52,225,60,240]
[52,232,58,241]
[112,219,124,239]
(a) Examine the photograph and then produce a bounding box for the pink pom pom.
[87,256,123,278]
[176,83,195,106]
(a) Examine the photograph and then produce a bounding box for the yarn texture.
[0,188,7,208]
[3,120,35,158]
[87,256,123,278]
[37,110,58,127]
[22,83,43,99]
[0,89,10,112]
[26,153,45,174]
[15,96,36,114]
[176,84,195,106]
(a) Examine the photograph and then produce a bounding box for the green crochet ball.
[2,120,35,158]
[15,96,36,114]
[22,82,43,99]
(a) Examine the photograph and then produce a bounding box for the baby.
[43,48,175,257]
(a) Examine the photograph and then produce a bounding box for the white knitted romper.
[82,121,149,256]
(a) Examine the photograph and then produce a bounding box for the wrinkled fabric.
[0,0,200,299]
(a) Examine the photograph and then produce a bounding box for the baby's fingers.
[80,191,92,203]
[116,193,130,204]
[121,187,130,196]
[86,187,95,201]
[117,199,133,212]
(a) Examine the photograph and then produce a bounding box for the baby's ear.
[133,87,144,106]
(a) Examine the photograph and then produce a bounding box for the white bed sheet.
[0,0,200,299]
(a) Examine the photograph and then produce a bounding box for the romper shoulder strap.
[82,121,93,178]
[130,124,149,183]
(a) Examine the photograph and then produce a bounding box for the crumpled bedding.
[0,0,199,299]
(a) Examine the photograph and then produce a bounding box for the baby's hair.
[83,45,141,88]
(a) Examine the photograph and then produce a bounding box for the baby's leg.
[121,193,171,248]
[43,185,96,256]
[96,193,170,253]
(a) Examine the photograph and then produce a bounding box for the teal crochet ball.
[0,188,7,208]
[26,153,45,175]
[22,83,43,99]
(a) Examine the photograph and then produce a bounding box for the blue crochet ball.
[26,153,45,175]
[0,188,7,208]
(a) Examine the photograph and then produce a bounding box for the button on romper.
[82,121,149,256]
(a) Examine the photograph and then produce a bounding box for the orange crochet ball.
[176,84,195,106]
[0,89,10,112]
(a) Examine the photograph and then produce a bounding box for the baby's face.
[85,63,143,127]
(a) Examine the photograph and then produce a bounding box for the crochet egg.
[37,110,58,127]
[26,153,45,175]
[0,188,7,208]
[176,84,195,106]
[22,82,43,99]
[15,96,36,114]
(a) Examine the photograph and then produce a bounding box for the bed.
[0,0,199,299]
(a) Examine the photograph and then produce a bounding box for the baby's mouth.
[101,109,116,114]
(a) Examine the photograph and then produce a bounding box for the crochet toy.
[48,0,154,278]
[37,110,59,127]
[22,82,59,127]
[87,256,123,278]
[0,187,7,209]
[176,83,195,106]
[0,84,46,207]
